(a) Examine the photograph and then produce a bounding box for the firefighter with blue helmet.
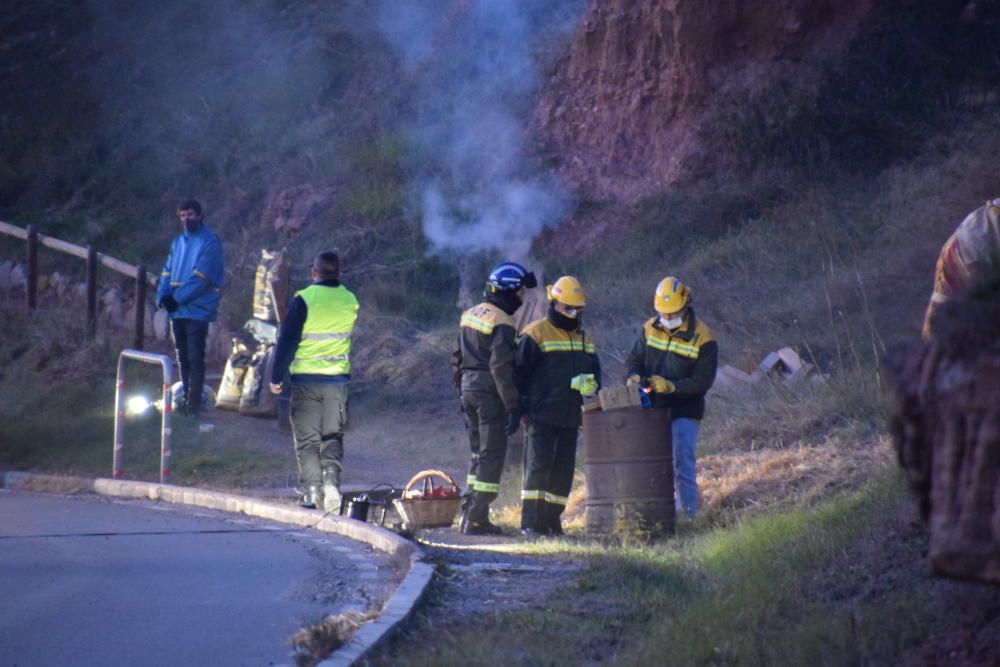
[452,261,537,535]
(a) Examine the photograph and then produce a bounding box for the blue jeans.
[673,418,700,518]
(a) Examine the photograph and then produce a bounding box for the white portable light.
[125,394,153,416]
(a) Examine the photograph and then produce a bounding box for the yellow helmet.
[547,276,586,307]
[654,276,690,314]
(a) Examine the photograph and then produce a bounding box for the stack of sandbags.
[239,344,279,417]
[215,339,252,411]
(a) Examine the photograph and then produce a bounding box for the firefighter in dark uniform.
[626,276,717,520]
[515,276,601,537]
[452,262,537,535]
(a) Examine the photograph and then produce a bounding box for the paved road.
[0,490,396,667]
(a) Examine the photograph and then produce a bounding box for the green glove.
[570,373,599,397]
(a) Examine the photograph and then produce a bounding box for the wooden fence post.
[134,265,147,350]
[26,225,37,311]
[86,245,97,336]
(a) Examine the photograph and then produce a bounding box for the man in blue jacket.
[157,199,225,417]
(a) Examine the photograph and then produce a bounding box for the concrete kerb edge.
[1,471,435,666]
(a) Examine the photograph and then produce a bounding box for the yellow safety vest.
[290,284,359,376]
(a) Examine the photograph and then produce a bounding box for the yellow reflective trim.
[544,492,568,506]
[302,332,350,340]
[473,480,499,493]
[646,335,699,359]
[161,271,171,276]
[466,474,477,485]
[538,340,596,353]
[193,270,208,280]
[461,313,494,334]
[521,489,543,500]
[169,281,182,286]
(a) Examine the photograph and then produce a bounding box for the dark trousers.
[171,318,209,413]
[521,421,578,533]
[291,382,348,489]
[462,390,508,523]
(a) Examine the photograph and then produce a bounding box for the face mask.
[563,307,580,319]
[182,220,200,232]
[660,314,683,329]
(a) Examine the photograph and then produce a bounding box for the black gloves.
[505,408,522,437]
[160,294,179,313]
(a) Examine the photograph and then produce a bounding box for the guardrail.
[113,349,175,484]
[0,220,157,348]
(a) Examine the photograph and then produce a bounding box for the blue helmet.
[487,262,537,292]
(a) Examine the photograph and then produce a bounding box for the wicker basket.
[393,469,462,529]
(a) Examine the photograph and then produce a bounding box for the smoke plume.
[373,0,585,258]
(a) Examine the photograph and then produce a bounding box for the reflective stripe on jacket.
[451,301,519,410]
[156,224,225,321]
[625,310,718,420]
[515,315,601,429]
[289,284,359,376]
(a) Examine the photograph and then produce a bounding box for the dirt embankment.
[533,0,889,202]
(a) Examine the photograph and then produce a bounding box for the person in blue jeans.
[626,277,717,520]
[156,199,225,417]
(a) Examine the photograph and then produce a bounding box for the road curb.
[1,471,434,665]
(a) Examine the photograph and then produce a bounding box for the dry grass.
[698,435,895,526]
[290,609,378,667]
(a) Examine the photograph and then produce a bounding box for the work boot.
[300,485,323,510]
[461,520,504,536]
[321,468,342,515]
[458,505,470,533]
[545,505,564,536]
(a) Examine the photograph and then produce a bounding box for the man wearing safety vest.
[452,261,537,535]
[270,251,359,513]
[626,277,717,520]
[515,276,601,537]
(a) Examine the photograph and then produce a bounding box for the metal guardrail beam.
[1,219,158,348]
[0,220,158,287]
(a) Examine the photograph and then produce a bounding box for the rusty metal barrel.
[582,406,674,538]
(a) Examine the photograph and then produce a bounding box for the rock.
[782,362,814,388]
[154,309,169,340]
[777,347,804,373]
[123,297,156,336]
[101,287,124,326]
[534,0,888,202]
[757,351,785,375]
[259,185,336,235]
[0,260,13,289]
[9,263,26,288]
[51,271,71,299]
